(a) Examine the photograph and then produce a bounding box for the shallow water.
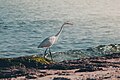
[0,0,120,58]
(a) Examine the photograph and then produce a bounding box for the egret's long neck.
[55,24,65,37]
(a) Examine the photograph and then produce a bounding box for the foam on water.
[45,44,120,61]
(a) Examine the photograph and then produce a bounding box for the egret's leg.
[44,48,48,58]
[49,48,53,61]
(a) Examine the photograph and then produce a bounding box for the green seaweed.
[32,57,52,64]
[0,55,52,69]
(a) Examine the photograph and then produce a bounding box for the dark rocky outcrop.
[0,52,120,79]
[53,77,71,80]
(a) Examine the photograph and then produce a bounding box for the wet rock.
[117,76,120,78]
[0,50,120,79]
[26,74,37,79]
[104,53,120,59]
[56,71,70,76]
[103,76,111,79]
[0,68,26,78]
[0,56,51,69]
[12,69,26,76]
[75,66,102,72]
[38,73,45,77]
[53,77,70,80]
[86,78,96,80]
[96,44,120,53]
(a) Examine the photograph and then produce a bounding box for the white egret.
[38,22,73,60]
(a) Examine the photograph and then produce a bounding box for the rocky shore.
[0,52,120,80]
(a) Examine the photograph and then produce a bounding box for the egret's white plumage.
[38,22,73,60]
[38,36,57,48]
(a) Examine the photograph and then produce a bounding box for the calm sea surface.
[0,0,120,58]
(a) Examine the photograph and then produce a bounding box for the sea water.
[0,0,120,59]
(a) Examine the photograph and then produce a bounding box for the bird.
[38,22,73,61]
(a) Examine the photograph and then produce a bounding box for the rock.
[117,76,120,78]
[26,74,37,79]
[12,69,26,76]
[86,78,96,80]
[38,73,45,77]
[103,76,111,79]
[0,52,120,79]
[75,67,102,72]
[53,77,71,80]
[104,53,120,59]
[0,56,51,69]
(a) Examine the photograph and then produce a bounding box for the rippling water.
[0,0,120,58]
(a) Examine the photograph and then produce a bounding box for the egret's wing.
[38,36,57,48]
[38,37,51,48]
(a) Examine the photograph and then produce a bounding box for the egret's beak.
[64,22,73,25]
[68,23,73,25]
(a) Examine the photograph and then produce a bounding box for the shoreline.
[0,52,120,80]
